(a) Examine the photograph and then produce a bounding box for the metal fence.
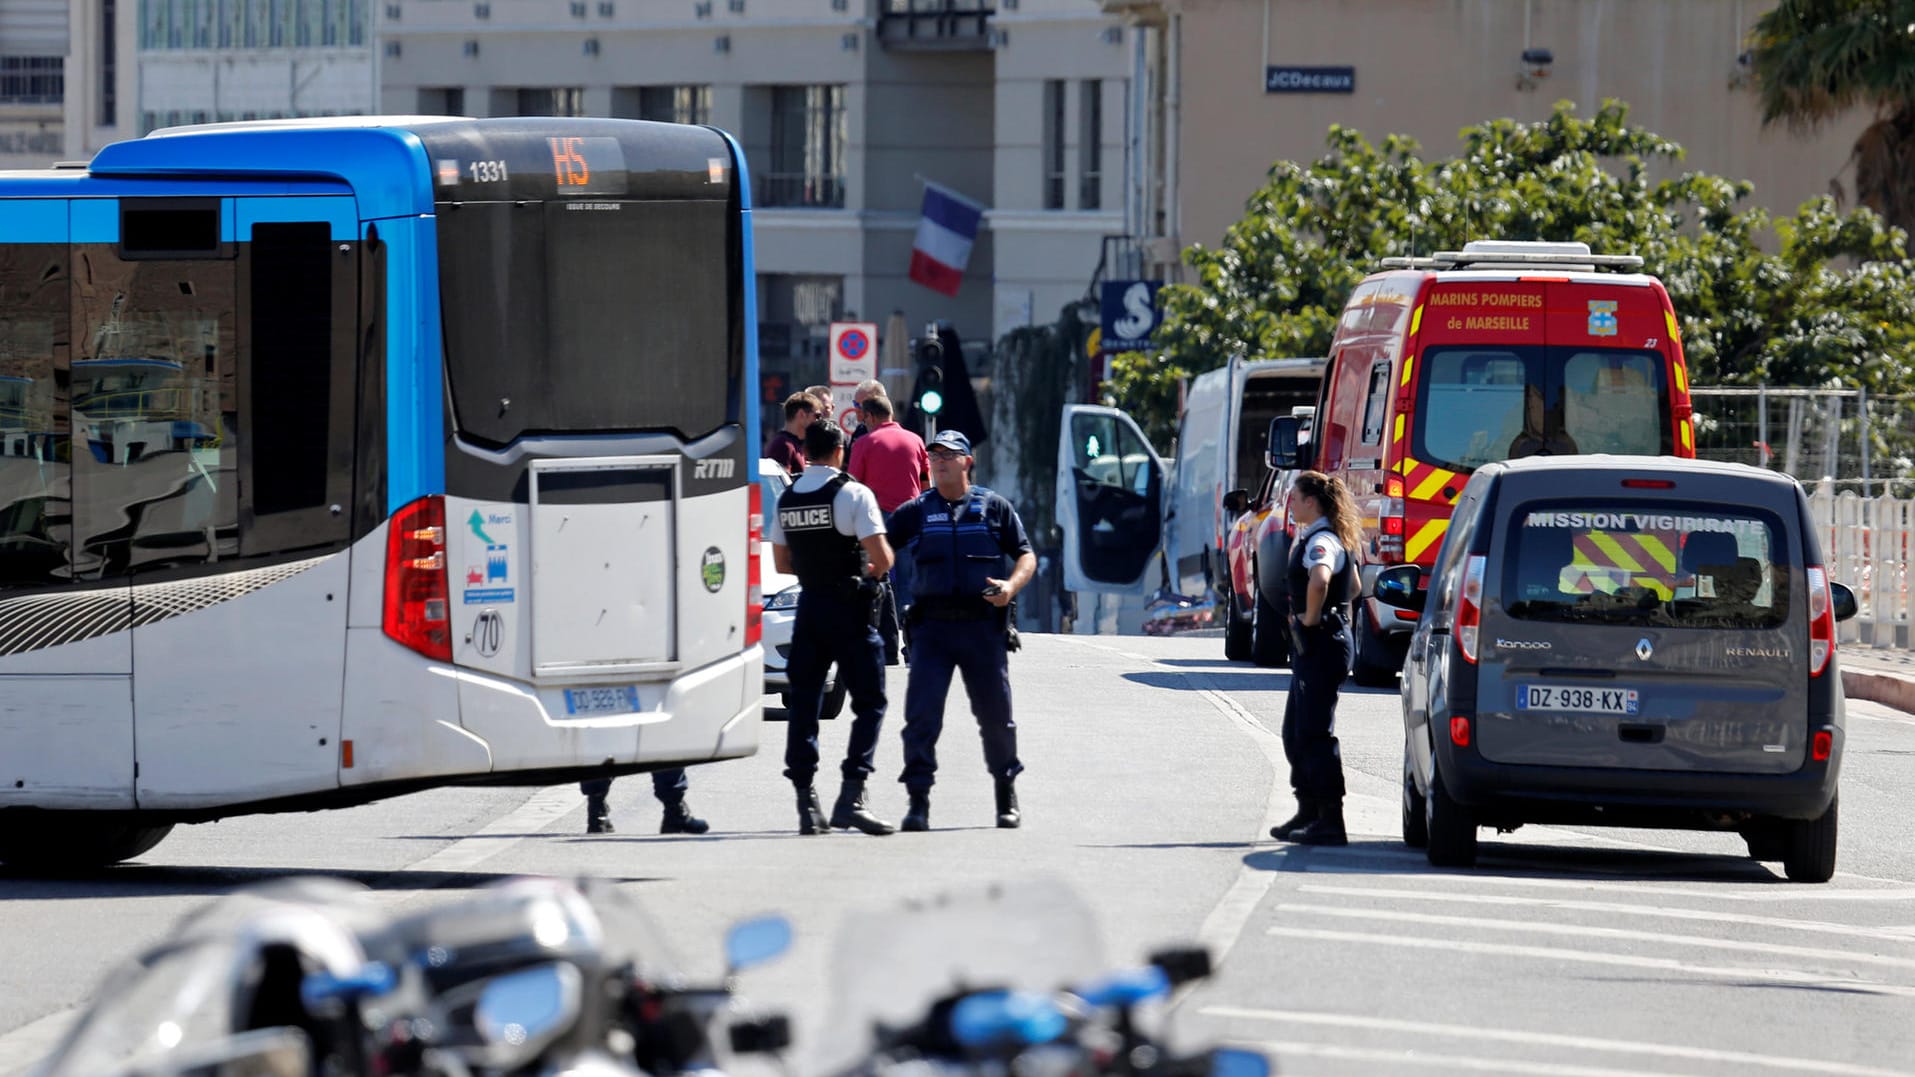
[1690,386,1915,496]
[1688,386,1915,646]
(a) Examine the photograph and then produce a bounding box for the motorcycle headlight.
[764,586,800,611]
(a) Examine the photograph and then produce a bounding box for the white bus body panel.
[0,583,135,808]
[526,457,676,675]
[131,554,348,809]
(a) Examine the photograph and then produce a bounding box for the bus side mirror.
[1267,417,1301,470]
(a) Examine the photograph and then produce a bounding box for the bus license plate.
[563,686,641,716]
[1517,684,1640,716]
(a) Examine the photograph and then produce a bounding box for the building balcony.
[877,0,995,51]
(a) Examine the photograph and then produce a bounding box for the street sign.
[829,322,879,387]
[1099,280,1164,354]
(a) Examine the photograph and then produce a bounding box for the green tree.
[1746,0,1915,236]
[1114,100,1915,450]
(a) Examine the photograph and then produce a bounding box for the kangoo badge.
[701,547,726,593]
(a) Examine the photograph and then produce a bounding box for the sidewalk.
[1838,646,1915,716]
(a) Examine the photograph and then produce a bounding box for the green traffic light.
[920,389,944,416]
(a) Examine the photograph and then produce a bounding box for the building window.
[766,85,846,209]
[1041,79,1064,210]
[1079,79,1101,210]
[418,87,464,115]
[517,87,586,116]
[757,273,843,365]
[99,0,118,124]
[638,85,710,125]
[0,57,63,105]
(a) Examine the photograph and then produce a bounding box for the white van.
[1057,355,1326,602]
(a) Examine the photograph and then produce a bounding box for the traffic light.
[914,338,945,417]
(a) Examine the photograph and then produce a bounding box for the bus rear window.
[1415,346,1672,472]
[1502,503,1789,629]
[436,199,737,447]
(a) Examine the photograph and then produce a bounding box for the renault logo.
[1635,638,1654,661]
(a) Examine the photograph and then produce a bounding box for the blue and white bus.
[0,117,765,867]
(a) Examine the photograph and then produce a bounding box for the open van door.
[1055,405,1167,592]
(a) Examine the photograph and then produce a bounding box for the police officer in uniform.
[580,772,706,835]
[770,419,897,836]
[1270,471,1361,846]
[886,430,1036,831]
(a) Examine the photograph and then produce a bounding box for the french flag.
[908,182,983,297]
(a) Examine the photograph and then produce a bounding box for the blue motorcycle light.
[301,962,399,1008]
[949,990,1068,1049]
[1075,965,1169,1008]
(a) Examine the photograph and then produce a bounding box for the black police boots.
[995,779,1020,829]
[900,788,931,832]
[795,786,830,835]
[585,794,614,835]
[659,799,709,835]
[830,780,896,836]
[1290,800,1348,846]
[1269,798,1318,840]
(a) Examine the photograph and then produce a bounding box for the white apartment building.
[0,0,137,168]
[134,0,377,132]
[379,0,1132,404]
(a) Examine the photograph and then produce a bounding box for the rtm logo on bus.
[694,458,735,480]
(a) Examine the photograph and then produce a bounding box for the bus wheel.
[1350,605,1400,688]
[0,818,175,870]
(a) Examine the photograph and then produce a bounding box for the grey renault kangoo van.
[1379,456,1859,882]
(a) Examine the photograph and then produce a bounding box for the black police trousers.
[784,587,888,786]
[899,617,1022,790]
[1282,619,1350,801]
[580,770,688,804]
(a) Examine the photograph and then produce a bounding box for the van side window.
[1360,362,1391,445]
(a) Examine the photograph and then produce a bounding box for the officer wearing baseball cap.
[884,429,1036,831]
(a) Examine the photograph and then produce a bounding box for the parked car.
[1222,406,1314,666]
[757,460,844,720]
[1056,356,1325,630]
[1381,455,1856,881]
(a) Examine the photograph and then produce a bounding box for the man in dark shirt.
[767,392,817,478]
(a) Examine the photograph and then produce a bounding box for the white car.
[759,460,845,719]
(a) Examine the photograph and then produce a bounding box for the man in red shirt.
[767,392,817,478]
[850,393,929,658]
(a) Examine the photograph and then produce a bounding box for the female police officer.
[885,429,1035,832]
[1270,471,1361,846]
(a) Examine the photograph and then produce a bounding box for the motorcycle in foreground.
[818,876,1270,1077]
[32,875,793,1077]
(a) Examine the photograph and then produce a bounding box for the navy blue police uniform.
[579,770,703,835]
[1273,518,1357,843]
[773,466,895,835]
[887,455,1032,828]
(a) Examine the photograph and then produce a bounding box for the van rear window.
[1416,347,1672,471]
[1502,502,1789,629]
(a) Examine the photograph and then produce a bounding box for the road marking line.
[1261,925,1915,998]
[1342,874,1915,902]
[0,785,579,1076]
[1229,1038,1690,1076]
[1295,884,1915,945]
[1201,1008,1910,1076]
[1274,902,1915,971]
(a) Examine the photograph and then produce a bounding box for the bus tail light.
[1455,555,1485,664]
[1807,565,1834,677]
[746,482,763,646]
[383,495,451,662]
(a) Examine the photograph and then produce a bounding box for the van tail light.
[1450,715,1472,747]
[1806,564,1834,677]
[383,495,451,662]
[1380,497,1406,537]
[746,482,763,647]
[1811,729,1833,762]
[1455,555,1485,664]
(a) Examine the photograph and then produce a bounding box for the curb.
[1840,668,1915,717]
